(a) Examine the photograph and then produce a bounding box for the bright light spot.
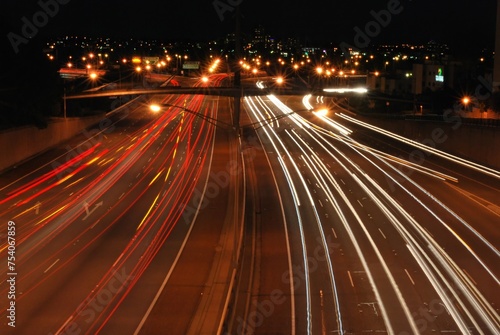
[276,76,284,84]
[89,72,98,80]
[202,76,209,83]
[314,109,328,117]
[323,87,368,94]
[150,104,161,113]
[462,97,470,105]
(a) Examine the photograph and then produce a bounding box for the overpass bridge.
[64,85,373,129]
[63,86,314,100]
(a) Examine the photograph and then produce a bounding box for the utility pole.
[233,5,242,133]
[63,86,67,119]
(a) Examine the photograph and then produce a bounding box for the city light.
[149,104,161,113]
[313,108,328,117]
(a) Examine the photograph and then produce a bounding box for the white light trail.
[338,113,500,179]
[323,87,368,94]
[245,96,312,334]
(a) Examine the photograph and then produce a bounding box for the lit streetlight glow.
[150,104,161,113]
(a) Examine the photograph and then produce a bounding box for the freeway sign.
[182,61,200,70]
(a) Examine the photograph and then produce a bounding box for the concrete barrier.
[356,116,500,170]
[0,115,104,173]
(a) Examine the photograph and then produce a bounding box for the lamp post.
[462,96,471,113]
[63,86,67,119]
[148,102,232,130]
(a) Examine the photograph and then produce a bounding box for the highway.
[239,93,499,334]
[0,74,498,335]
[0,73,244,334]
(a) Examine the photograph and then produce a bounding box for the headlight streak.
[300,111,457,183]
[254,96,281,128]
[323,88,368,94]
[252,95,406,333]
[319,130,474,333]
[314,113,352,136]
[436,245,500,332]
[302,94,314,111]
[313,129,499,333]
[320,129,500,276]
[285,132,348,334]
[314,119,456,182]
[259,94,424,333]
[353,172,480,334]
[245,96,312,334]
[405,243,473,333]
[338,113,500,180]
[300,112,499,279]
[266,94,499,333]
[267,94,309,130]
[285,128,397,334]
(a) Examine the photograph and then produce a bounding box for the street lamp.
[148,103,233,130]
[462,96,471,112]
[150,104,162,113]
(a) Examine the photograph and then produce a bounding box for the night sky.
[1,0,498,54]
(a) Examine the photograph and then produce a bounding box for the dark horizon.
[1,0,497,57]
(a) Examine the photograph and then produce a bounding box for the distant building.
[412,63,446,94]
[366,62,453,95]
